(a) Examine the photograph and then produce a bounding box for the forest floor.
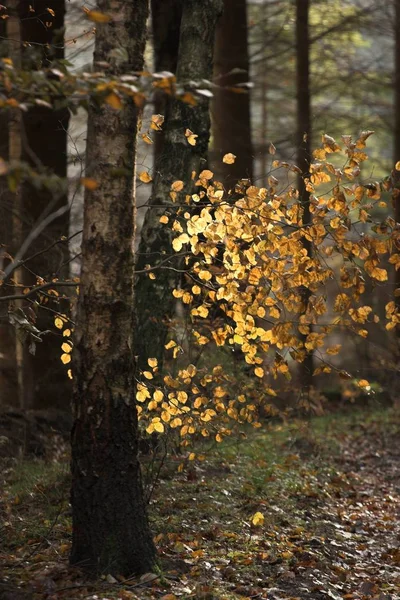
[0,404,399,600]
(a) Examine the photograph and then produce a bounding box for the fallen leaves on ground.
[0,407,399,600]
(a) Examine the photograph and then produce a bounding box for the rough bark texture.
[70,0,156,576]
[17,0,71,409]
[296,0,313,392]
[135,0,223,370]
[212,0,253,187]
[394,0,400,340]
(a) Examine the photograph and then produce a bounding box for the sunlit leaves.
[135,132,399,446]
[223,153,236,164]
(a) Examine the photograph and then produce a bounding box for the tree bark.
[70,0,156,576]
[211,0,253,187]
[296,0,313,392]
[135,0,223,370]
[17,0,71,409]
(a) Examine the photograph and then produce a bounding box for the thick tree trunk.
[296,0,313,392]
[211,0,253,187]
[70,0,156,576]
[135,0,223,370]
[17,1,71,409]
[394,0,400,341]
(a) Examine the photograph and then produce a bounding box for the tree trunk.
[296,0,313,392]
[17,0,71,410]
[151,0,182,160]
[135,0,223,370]
[394,0,400,342]
[212,0,253,187]
[70,0,156,576]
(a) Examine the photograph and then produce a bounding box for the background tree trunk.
[70,0,156,576]
[212,0,253,187]
[135,0,223,371]
[151,0,182,161]
[296,0,313,393]
[17,0,70,410]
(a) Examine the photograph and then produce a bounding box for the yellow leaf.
[139,171,152,183]
[222,153,236,164]
[358,379,370,388]
[61,353,71,364]
[54,317,64,329]
[326,344,341,355]
[171,180,184,192]
[185,129,198,146]
[148,358,158,368]
[251,511,264,526]
[199,169,213,180]
[153,421,165,433]
[396,161,400,171]
[151,114,164,131]
[268,143,276,155]
[370,267,388,282]
[165,340,177,349]
[46,8,55,16]
[67,369,73,380]
[159,215,169,224]
[85,9,112,23]
[198,270,212,281]
[141,133,153,144]
[136,384,150,402]
[63,329,71,337]
[177,391,188,403]
[189,453,196,461]
[61,342,72,354]
[153,390,164,402]
[143,371,153,380]
[254,367,264,378]
[80,177,98,191]
[105,92,122,110]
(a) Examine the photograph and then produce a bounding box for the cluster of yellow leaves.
[137,358,262,443]
[136,132,400,445]
[167,133,398,376]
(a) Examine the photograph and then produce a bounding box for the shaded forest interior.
[0,0,400,598]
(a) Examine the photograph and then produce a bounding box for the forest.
[0,0,399,599]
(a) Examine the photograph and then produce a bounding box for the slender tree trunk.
[296,0,313,392]
[70,0,156,576]
[16,1,71,409]
[151,0,182,160]
[211,0,253,187]
[135,0,223,370]
[394,0,400,342]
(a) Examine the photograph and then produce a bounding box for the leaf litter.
[0,407,399,600]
